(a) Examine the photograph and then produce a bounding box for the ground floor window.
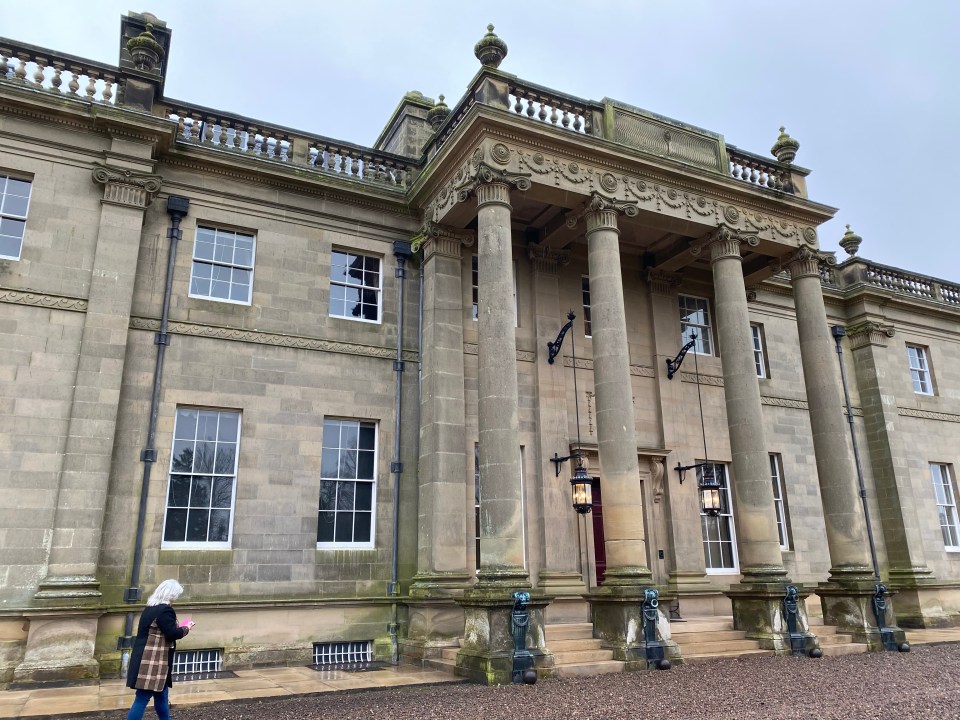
[931,463,960,550]
[699,462,738,572]
[770,454,792,550]
[318,418,377,548]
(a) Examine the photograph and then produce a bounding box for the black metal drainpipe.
[118,195,190,676]
[389,240,412,664]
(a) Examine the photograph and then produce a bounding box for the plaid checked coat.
[127,604,189,691]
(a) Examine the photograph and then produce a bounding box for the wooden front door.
[591,478,606,585]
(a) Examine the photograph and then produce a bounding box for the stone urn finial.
[126,22,165,72]
[427,94,451,131]
[771,126,800,164]
[474,24,508,69]
[839,224,863,256]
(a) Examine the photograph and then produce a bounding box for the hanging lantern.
[570,464,593,514]
[698,465,722,517]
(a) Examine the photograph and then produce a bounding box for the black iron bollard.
[642,589,671,670]
[511,590,536,683]
[783,585,821,657]
[873,583,910,652]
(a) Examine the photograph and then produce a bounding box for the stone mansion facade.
[1,13,959,685]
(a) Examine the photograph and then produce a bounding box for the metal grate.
[172,649,224,680]
[312,640,372,666]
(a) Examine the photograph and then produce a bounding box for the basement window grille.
[172,649,224,680]
[312,640,373,666]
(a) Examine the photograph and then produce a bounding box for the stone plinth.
[817,582,909,649]
[726,583,819,655]
[455,590,554,685]
[13,613,101,684]
[400,594,468,663]
[589,588,681,669]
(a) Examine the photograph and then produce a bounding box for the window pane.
[353,512,372,543]
[209,510,231,542]
[335,514,354,542]
[0,217,25,238]
[171,440,194,472]
[6,178,31,197]
[319,480,337,511]
[168,475,191,506]
[0,235,22,258]
[322,420,341,447]
[212,477,233,508]
[194,442,215,473]
[337,482,356,511]
[339,449,358,479]
[356,450,374,480]
[341,423,359,449]
[164,509,188,542]
[2,194,29,216]
[355,481,373,511]
[191,476,212,507]
[186,509,210,541]
[358,424,375,450]
[317,512,335,542]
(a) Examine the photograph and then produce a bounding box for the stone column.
[706,228,817,654]
[456,174,553,684]
[529,244,588,621]
[847,322,948,628]
[573,194,679,669]
[15,162,160,684]
[787,248,909,647]
[403,223,473,662]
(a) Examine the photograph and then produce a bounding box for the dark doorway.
[591,478,606,585]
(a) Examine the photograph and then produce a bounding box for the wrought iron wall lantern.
[666,332,721,516]
[547,310,593,514]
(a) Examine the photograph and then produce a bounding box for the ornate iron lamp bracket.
[547,310,576,364]
[666,334,698,379]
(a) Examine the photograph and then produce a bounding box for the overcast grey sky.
[4,1,958,282]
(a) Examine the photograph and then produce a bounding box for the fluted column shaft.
[709,231,785,581]
[788,252,873,581]
[476,181,528,585]
[585,207,651,584]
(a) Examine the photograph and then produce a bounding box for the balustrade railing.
[727,146,791,193]
[507,80,595,135]
[162,102,413,188]
[0,39,119,104]
[865,264,936,299]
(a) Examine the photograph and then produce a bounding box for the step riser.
[553,650,616,664]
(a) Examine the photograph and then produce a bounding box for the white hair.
[146,579,184,606]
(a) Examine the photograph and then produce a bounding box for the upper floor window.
[471,255,517,326]
[582,276,592,337]
[189,226,255,304]
[751,324,769,379]
[770,454,792,550]
[163,408,240,548]
[907,344,933,395]
[318,418,377,548]
[0,175,32,260]
[679,295,713,355]
[931,463,960,551]
[330,250,381,322]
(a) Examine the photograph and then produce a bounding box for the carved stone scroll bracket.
[565,191,639,231]
[746,286,758,302]
[689,225,759,263]
[527,242,570,275]
[416,221,476,261]
[647,269,682,296]
[91,163,162,208]
[455,161,531,204]
[647,456,665,504]
[847,321,896,350]
[783,243,837,280]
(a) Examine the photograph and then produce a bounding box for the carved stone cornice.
[647,269,681,296]
[129,317,418,361]
[847,321,896,349]
[91,163,162,208]
[527,243,570,275]
[566,192,638,234]
[0,288,88,312]
[783,244,837,281]
[415,221,475,261]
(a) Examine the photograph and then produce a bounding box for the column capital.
[691,225,759,264]
[566,192,638,235]
[91,163,161,208]
[527,242,570,275]
[456,162,531,210]
[646,269,681,296]
[415,221,475,261]
[847,321,896,349]
[783,244,837,280]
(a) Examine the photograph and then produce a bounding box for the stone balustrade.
[727,146,792,192]
[0,39,119,104]
[164,102,293,161]
[507,79,597,135]
[862,262,960,305]
[309,139,412,187]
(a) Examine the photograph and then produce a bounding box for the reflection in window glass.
[329,251,381,322]
[0,175,32,260]
[318,418,377,547]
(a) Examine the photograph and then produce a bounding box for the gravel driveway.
[119,644,960,720]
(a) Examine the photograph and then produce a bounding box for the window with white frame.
[189,226,255,304]
[318,419,377,548]
[471,255,518,326]
[751,324,769,379]
[770,454,792,550]
[931,463,960,550]
[582,276,592,337]
[0,175,32,260]
[698,462,738,571]
[679,295,713,355]
[907,344,933,395]
[163,408,240,547]
[329,250,382,322]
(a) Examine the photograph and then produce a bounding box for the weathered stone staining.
[0,16,958,688]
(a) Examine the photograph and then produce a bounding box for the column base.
[34,575,102,603]
[400,599,466,664]
[885,581,952,629]
[589,590,682,669]
[13,613,101,685]
[725,582,820,657]
[454,587,554,684]
[408,572,472,599]
[817,581,909,651]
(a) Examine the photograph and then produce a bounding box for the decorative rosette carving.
[490,143,511,165]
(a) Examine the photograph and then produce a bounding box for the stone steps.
[545,623,621,678]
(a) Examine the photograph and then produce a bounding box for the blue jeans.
[127,687,170,720]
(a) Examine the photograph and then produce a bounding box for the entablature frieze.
[421,131,831,250]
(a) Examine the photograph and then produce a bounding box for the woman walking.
[126,580,194,720]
